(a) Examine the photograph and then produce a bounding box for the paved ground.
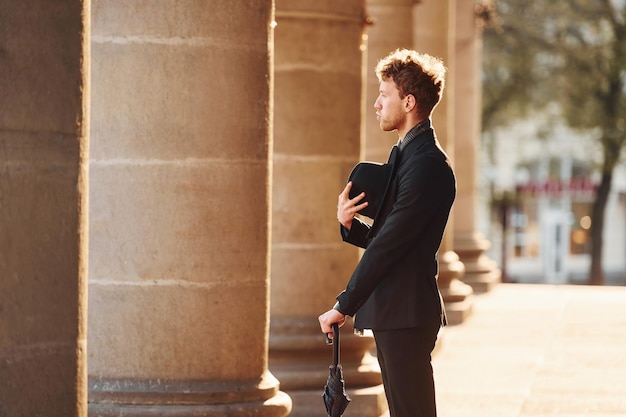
[432,283,626,417]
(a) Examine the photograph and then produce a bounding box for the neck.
[398,117,429,140]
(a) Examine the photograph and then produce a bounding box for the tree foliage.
[481,0,626,284]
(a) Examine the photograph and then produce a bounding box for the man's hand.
[337,181,368,231]
[318,308,346,340]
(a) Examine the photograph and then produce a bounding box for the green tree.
[482,0,626,284]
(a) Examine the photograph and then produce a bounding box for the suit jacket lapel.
[367,145,400,239]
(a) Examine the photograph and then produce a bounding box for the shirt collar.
[398,119,431,151]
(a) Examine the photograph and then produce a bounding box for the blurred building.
[478,107,626,285]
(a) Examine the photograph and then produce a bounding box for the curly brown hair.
[375,49,446,118]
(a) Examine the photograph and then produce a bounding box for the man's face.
[374,78,406,132]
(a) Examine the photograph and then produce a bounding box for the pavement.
[432,283,626,417]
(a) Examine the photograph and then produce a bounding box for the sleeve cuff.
[333,301,345,315]
[340,224,351,241]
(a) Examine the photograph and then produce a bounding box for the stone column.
[413,0,473,324]
[0,2,89,416]
[270,1,387,416]
[88,2,290,416]
[364,0,414,163]
[453,0,501,293]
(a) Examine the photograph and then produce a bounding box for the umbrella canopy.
[322,322,351,417]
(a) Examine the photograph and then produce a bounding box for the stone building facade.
[0,1,498,416]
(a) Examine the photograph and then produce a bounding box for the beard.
[378,112,404,132]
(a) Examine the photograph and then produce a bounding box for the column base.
[462,267,501,293]
[441,294,474,325]
[88,372,291,417]
[270,317,382,390]
[438,251,474,325]
[270,317,384,416]
[286,384,388,417]
[454,232,501,293]
[89,391,291,417]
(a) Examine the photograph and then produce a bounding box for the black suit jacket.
[336,126,455,331]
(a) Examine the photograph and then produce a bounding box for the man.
[318,49,455,417]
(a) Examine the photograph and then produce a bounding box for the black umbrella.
[322,322,351,417]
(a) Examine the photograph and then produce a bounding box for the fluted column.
[453,0,501,293]
[0,2,89,416]
[270,1,387,416]
[88,2,290,416]
[364,0,414,163]
[413,0,473,324]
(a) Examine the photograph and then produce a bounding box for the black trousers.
[373,325,441,417]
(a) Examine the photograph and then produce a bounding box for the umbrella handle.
[324,322,340,345]
[332,322,340,368]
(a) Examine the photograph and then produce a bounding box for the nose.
[374,96,381,110]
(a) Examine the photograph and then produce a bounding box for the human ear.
[405,94,416,112]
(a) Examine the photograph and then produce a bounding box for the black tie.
[387,144,399,166]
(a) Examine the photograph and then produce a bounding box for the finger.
[350,192,366,206]
[352,199,368,211]
[342,199,367,219]
[339,181,353,200]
